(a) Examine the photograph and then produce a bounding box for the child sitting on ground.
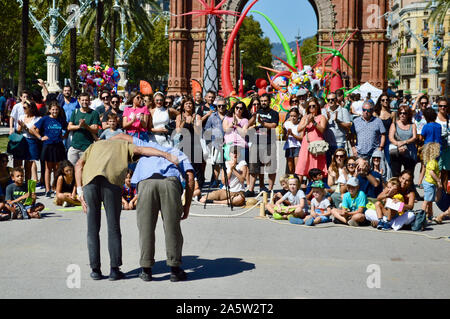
[122,169,138,210]
[331,177,367,227]
[266,175,306,221]
[271,174,290,204]
[374,177,404,230]
[99,113,124,140]
[421,142,442,221]
[305,168,332,202]
[54,160,80,207]
[5,167,44,219]
[303,180,332,226]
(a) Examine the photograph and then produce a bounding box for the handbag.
[7,132,28,158]
[306,128,328,156]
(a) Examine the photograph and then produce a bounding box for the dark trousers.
[84,176,123,269]
[390,152,417,177]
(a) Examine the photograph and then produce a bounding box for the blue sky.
[243,0,318,43]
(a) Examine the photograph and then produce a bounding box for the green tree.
[299,36,318,67]
[128,17,169,89]
[238,15,273,89]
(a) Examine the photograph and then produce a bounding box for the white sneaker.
[62,201,69,207]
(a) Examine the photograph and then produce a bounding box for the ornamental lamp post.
[17,0,93,93]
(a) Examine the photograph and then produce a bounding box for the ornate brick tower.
[168,0,389,95]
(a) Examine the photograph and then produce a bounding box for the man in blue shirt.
[350,101,386,160]
[57,85,80,122]
[111,133,195,282]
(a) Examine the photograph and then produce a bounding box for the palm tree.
[18,0,29,96]
[427,0,450,98]
[80,0,160,65]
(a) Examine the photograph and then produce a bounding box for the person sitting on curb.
[303,180,332,226]
[331,177,367,227]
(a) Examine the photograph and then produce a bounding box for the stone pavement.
[0,142,449,299]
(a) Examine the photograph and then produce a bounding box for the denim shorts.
[422,180,437,202]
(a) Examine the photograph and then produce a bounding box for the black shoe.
[109,267,125,281]
[170,267,187,282]
[244,190,256,197]
[90,268,103,280]
[139,268,153,282]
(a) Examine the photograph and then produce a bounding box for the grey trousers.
[136,177,184,268]
[84,176,122,269]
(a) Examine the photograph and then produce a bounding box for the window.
[422,79,428,89]
[400,55,416,76]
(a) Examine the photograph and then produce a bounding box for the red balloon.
[255,78,268,89]
[258,88,267,96]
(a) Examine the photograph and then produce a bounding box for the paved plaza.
[0,142,449,299]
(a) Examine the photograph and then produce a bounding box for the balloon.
[258,88,267,96]
[140,80,153,95]
[251,10,296,68]
[255,78,268,89]
[221,0,259,97]
[191,79,202,97]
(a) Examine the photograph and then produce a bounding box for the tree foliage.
[238,15,273,89]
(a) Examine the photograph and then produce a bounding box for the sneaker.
[260,186,270,194]
[210,180,219,188]
[376,220,384,230]
[382,221,392,231]
[139,268,153,282]
[109,267,125,281]
[288,215,304,225]
[348,219,359,227]
[170,267,187,282]
[273,212,284,220]
[305,218,315,226]
[62,201,69,207]
[46,191,52,198]
[244,190,256,197]
[90,268,103,280]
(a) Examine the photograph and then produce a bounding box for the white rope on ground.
[261,217,450,242]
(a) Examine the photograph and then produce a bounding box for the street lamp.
[16,0,92,93]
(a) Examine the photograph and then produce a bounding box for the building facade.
[387,0,449,97]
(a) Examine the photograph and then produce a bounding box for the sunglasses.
[363,108,373,112]
[252,103,260,106]
[347,163,356,167]
[101,96,110,100]
[309,104,317,108]
[235,107,244,110]
[165,101,171,104]
[291,100,299,103]
[328,98,336,102]
[420,102,428,105]
[438,104,447,108]
[218,104,227,108]
[336,154,346,158]
[381,98,389,102]
[399,112,407,115]
[111,100,120,104]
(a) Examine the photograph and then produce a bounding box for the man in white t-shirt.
[200,146,247,206]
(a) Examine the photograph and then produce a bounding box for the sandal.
[433,216,443,224]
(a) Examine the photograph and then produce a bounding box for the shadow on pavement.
[125,255,255,281]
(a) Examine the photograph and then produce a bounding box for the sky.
[243,0,318,43]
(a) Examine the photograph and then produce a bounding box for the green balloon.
[251,10,296,68]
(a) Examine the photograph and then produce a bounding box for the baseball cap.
[346,177,359,187]
[310,180,325,189]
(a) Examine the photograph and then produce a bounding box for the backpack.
[7,132,28,159]
[411,209,427,231]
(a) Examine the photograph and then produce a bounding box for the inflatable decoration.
[179,1,240,96]
[78,62,120,96]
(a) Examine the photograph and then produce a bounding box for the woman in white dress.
[150,92,179,147]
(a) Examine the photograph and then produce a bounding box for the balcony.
[400,55,416,76]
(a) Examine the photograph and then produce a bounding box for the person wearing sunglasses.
[412,93,431,135]
[324,92,352,167]
[94,90,112,117]
[435,97,450,187]
[350,101,386,161]
[204,97,229,188]
[122,91,150,142]
[388,105,417,178]
[295,97,328,185]
[102,94,123,131]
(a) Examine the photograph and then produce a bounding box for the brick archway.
[167,0,389,95]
